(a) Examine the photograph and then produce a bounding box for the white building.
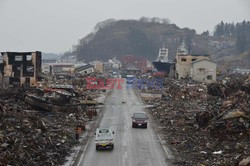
[42,63,74,75]
[74,64,94,75]
[191,59,217,83]
[108,57,121,71]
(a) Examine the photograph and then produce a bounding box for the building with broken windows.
[0,52,42,87]
[175,54,210,78]
[42,63,74,75]
[74,64,94,75]
[175,54,217,83]
[191,59,217,83]
[175,41,217,83]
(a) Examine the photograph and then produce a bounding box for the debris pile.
[0,74,105,165]
[140,75,250,166]
[0,96,92,165]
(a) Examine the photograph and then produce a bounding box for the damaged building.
[74,64,94,75]
[0,52,42,87]
[176,54,210,79]
[175,42,217,83]
[191,59,217,83]
[42,63,74,75]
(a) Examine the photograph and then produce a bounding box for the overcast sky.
[0,0,249,53]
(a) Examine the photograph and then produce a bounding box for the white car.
[95,128,114,150]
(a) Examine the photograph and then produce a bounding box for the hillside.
[217,51,250,69]
[70,18,239,62]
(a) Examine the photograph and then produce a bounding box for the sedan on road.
[132,112,148,128]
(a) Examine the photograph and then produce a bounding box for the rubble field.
[139,74,250,166]
[0,76,105,166]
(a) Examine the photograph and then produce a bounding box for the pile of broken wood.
[0,96,89,165]
[140,75,250,166]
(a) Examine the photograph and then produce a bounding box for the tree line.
[214,20,250,53]
[64,18,250,62]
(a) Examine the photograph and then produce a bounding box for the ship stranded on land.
[152,42,189,76]
[151,47,174,76]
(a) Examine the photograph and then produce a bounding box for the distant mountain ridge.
[68,18,244,64]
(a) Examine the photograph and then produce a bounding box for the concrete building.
[175,41,217,83]
[91,61,104,73]
[103,58,121,72]
[191,59,217,83]
[42,63,74,75]
[74,64,94,75]
[0,51,42,87]
[176,54,210,79]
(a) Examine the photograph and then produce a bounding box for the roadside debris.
[239,156,250,166]
[0,74,106,165]
[139,74,250,166]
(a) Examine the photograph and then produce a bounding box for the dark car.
[131,112,148,128]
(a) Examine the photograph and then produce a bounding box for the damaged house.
[0,52,42,87]
[191,59,217,83]
[176,54,210,79]
[175,41,217,83]
[74,64,94,75]
[175,54,217,83]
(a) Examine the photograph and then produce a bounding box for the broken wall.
[191,60,217,83]
[1,52,42,87]
[176,55,210,79]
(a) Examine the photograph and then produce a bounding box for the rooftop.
[1,51,41,55]
[74,64,93,71]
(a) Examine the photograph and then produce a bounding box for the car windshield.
[98,129,110,134]
[133,113,147,119]
[96,133,112,140]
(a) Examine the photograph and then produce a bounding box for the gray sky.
[0,0,249,53]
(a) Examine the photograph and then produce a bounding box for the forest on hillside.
[66,18,250,63]
[69,18,197,62]
[214,20,250,53]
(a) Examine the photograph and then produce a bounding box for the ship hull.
[152,61,174,73]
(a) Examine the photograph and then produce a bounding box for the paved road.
[78,82,170,166]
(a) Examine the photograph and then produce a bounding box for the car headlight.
[144,120,148,123]
[132,119,136,122]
